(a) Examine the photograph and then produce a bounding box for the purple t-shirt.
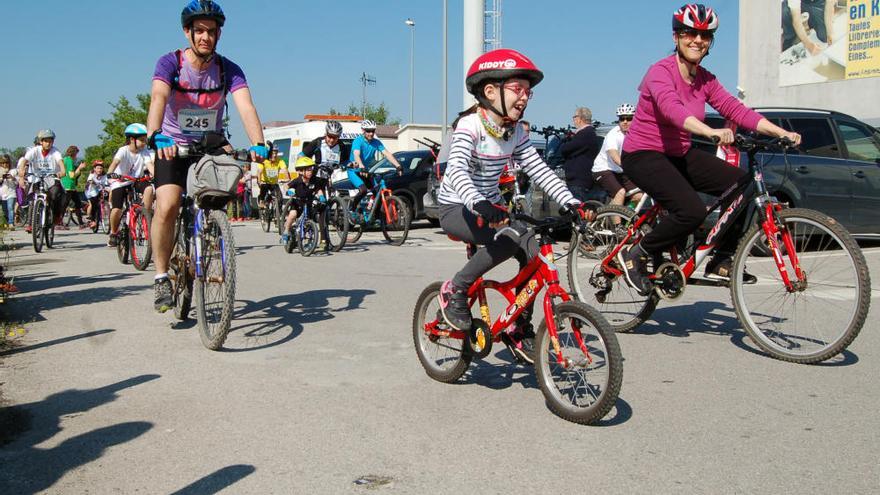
[152,50,248,144]
[623,55,763,157]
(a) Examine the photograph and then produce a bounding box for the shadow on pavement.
[223,288,376,352]
[1,284,146,323]
[0,329,115,357]
[461,351,538,391]
[169,464,256,495]
[632,301,860,366]
[0,374,159,494]
[13,272,139,294]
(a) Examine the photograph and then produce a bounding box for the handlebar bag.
[187,153,243,210]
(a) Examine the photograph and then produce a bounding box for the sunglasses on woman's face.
[679,28,714,41]
[619,116,633,122]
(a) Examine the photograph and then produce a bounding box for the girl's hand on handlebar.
[706,128,735,146]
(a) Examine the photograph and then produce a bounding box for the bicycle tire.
[381,195,410,246]
[194,210,236,351]
[274,198,284,234]
[297,219,319,257]
[348,222,364,244]
[101,201,111,234]
[731,208,871,364]
[284,224,296,253]
[534,301,622,425]
[32,200,44,253]
[45,222,54,249]
[259,207,271,232]
[412,281,471,383]
[567,205,658,332]
[117,224,130,264]
[325,197,349,252]
[91,208,99,233]
[170,218,192,321]
[131,208,152,271]
[14,205,28,228]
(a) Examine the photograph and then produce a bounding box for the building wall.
[739,0,880,125]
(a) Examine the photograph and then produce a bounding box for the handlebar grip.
[711,136,721,144]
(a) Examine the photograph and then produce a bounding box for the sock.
[155,273,168,281]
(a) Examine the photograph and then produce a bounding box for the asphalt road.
[0,220,878,494]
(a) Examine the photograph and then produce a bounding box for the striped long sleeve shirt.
[437,113,575,211]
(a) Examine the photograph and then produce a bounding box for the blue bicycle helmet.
[124,123,148,137]
[181,0,226,28]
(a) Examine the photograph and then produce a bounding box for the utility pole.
[360,72,376,118]
[405,18,415,124]
[442,0,448,142]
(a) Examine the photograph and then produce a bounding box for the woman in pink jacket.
[617,3,802,295]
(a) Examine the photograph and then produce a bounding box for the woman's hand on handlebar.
[777,131,801,148]
[706,128,735,146]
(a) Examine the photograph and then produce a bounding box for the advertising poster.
[779,0,880,86]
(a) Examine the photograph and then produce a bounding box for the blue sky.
[0,0,740,151]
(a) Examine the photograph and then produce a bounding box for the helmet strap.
[477,80,518,140]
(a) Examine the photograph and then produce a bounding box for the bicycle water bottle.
[366,192,374,211]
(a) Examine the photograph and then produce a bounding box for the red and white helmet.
[465,49,544,95]
[673,4,719,32]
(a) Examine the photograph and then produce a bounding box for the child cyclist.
[280,156,320,245]
[437,49,589,364]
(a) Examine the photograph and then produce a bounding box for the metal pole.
[463,0,485,110]
[442,0,448,142]
[406,19,415,124]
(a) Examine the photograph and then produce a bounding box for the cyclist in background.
[256,148,289,209]
[280,157,320,245]
[436,49,589,364]
[85,161,110,230]
[347,120,403,214]
[592,103,644,211]
[18,129,65,233]
[107,124,155,247]
[616,4,801,295]
[147,0,268,312]
[300,120,348,188]
[60,145,87,229]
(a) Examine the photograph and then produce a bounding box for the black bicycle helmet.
[181,0,226,28]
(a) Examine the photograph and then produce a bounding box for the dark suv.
[703,108,880,238]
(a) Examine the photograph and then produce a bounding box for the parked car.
[331,150,435,220]
[702,108,880,238]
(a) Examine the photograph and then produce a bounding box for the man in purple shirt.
[616,4,801,295]
[147,0,269,313]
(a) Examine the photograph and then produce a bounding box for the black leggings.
[621,148,748,256]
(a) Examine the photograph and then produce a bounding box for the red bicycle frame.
[425,236,594,368]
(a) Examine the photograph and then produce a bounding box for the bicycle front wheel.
[32,200,45,253]
[535,301,623,425]
[259,207,270,232]
[381,195,410,246]
[412,281,471,383]
[324,198,349,252]
[117,225,130,264]
[101,201,111,234]
[130,208,152,271]
[567,205,658,332]
[297,219,320,257]
[194,210,236,351]
[731,208,871,363]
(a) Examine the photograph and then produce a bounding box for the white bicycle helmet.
[616,104,635,117]
[360,120,377,131]
[326,121,343,136]
[36,129,56,140]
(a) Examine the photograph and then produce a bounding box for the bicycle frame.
[598,139,807,292]
[425,227,593,368]
[356,175,398,225]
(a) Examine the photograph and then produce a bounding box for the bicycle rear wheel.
[535,301,622,425]
[731,208,871,364]
[259,206,271,232]
[324,197,349,252]
[194,210,236,350]
[100,200,111,234]
[274,198,284,233]
[297,219,319,257]
[130,208,152,271]
[45,223,54,249]
[567,205,658,332]
[381,195,410,246]
[412,281,471,382]
[32,200,44,253]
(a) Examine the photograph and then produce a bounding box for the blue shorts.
[346,168,366,189]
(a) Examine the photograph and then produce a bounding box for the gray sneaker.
[154,277,173,313]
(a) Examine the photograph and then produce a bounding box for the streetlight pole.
[442,0,448,142]
[405,18,415,124]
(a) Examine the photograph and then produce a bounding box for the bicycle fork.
[761,202,806,291]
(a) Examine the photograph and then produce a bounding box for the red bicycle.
[568,135,871,364]
[113,175,153,271]
[413,213,622,425]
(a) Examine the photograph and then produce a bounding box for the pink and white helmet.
[673,4,719,32]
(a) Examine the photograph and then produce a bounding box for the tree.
[0,147,27,162]
[94,94,151,164]
[328,102,400,126]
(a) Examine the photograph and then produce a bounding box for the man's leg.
[152,184,184,276]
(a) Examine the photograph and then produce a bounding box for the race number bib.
[178,108,217,134]
[325,150,340,165]
[266,167,279,179]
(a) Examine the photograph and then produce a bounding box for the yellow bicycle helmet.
[294,156,316,170]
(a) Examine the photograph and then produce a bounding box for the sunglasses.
[364,129,376,133]
[502,83,533,100]
[678,28,714,41]
[618,116,633,122]
[326,134,340,139]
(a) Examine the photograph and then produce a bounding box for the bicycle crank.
[653,262,686,301]
[464,319,492,359]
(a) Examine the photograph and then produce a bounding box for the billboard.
[780,0,880,86]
